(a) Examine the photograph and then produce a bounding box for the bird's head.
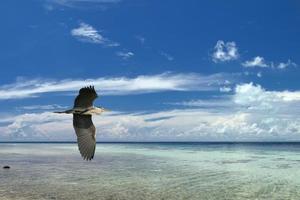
[94,106,109,115]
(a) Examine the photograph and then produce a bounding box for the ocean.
[1,142,300,200]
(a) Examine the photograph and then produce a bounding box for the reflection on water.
[1,143,300,199]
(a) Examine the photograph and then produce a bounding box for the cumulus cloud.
[0,112,72,140]
[219,86,232,93]
[212,40,239,62]
[275,59,297,69]
[116,51,134,60]
[0,73,232,100]
[234,82,300,111]
[242,57,297,69]
[1,83,300,141]
[242,56,268,68]
[71,22,119,46]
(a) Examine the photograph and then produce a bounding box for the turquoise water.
[1,143,300,199]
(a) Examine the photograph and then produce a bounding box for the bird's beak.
[100,107,110,112]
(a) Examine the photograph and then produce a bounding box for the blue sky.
[0,0,300,141]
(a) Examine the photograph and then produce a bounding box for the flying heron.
[55,86,107,160]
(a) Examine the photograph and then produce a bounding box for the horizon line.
[1,141,300,144]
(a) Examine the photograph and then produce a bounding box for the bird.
[54,86,107,160]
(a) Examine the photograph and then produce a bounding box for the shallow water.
[1,143,300,200]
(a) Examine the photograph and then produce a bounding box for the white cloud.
[0,112,72,140]
[242,56,268,68]
[167,99,233,109]
[106,42,120,47]
[257,72,262,78]
[276,59,297,69]
[17,104,68,111]
[160,51,174,61]
[116,51,134,60]
[71,22,119,46]
[234,82,300,111]
[1,103,300,142]
[2,83,299,141]
[219,86,232,93]
[212,40,239,62]
[242,57,297,69]
[48,0,121,10]
[135,35,145,44]
[71,22,104,43]
[0,73,232,100]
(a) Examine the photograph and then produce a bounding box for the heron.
[55,86,107,160]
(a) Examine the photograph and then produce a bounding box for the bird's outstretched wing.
[74,86,98,108]
[73,114,96,160]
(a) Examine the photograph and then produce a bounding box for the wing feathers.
[74,86,98,108]
[77,132,96,160]
[72,86,98,160]
[73,114,96,160]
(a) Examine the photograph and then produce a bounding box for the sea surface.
[1,142,300,200]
